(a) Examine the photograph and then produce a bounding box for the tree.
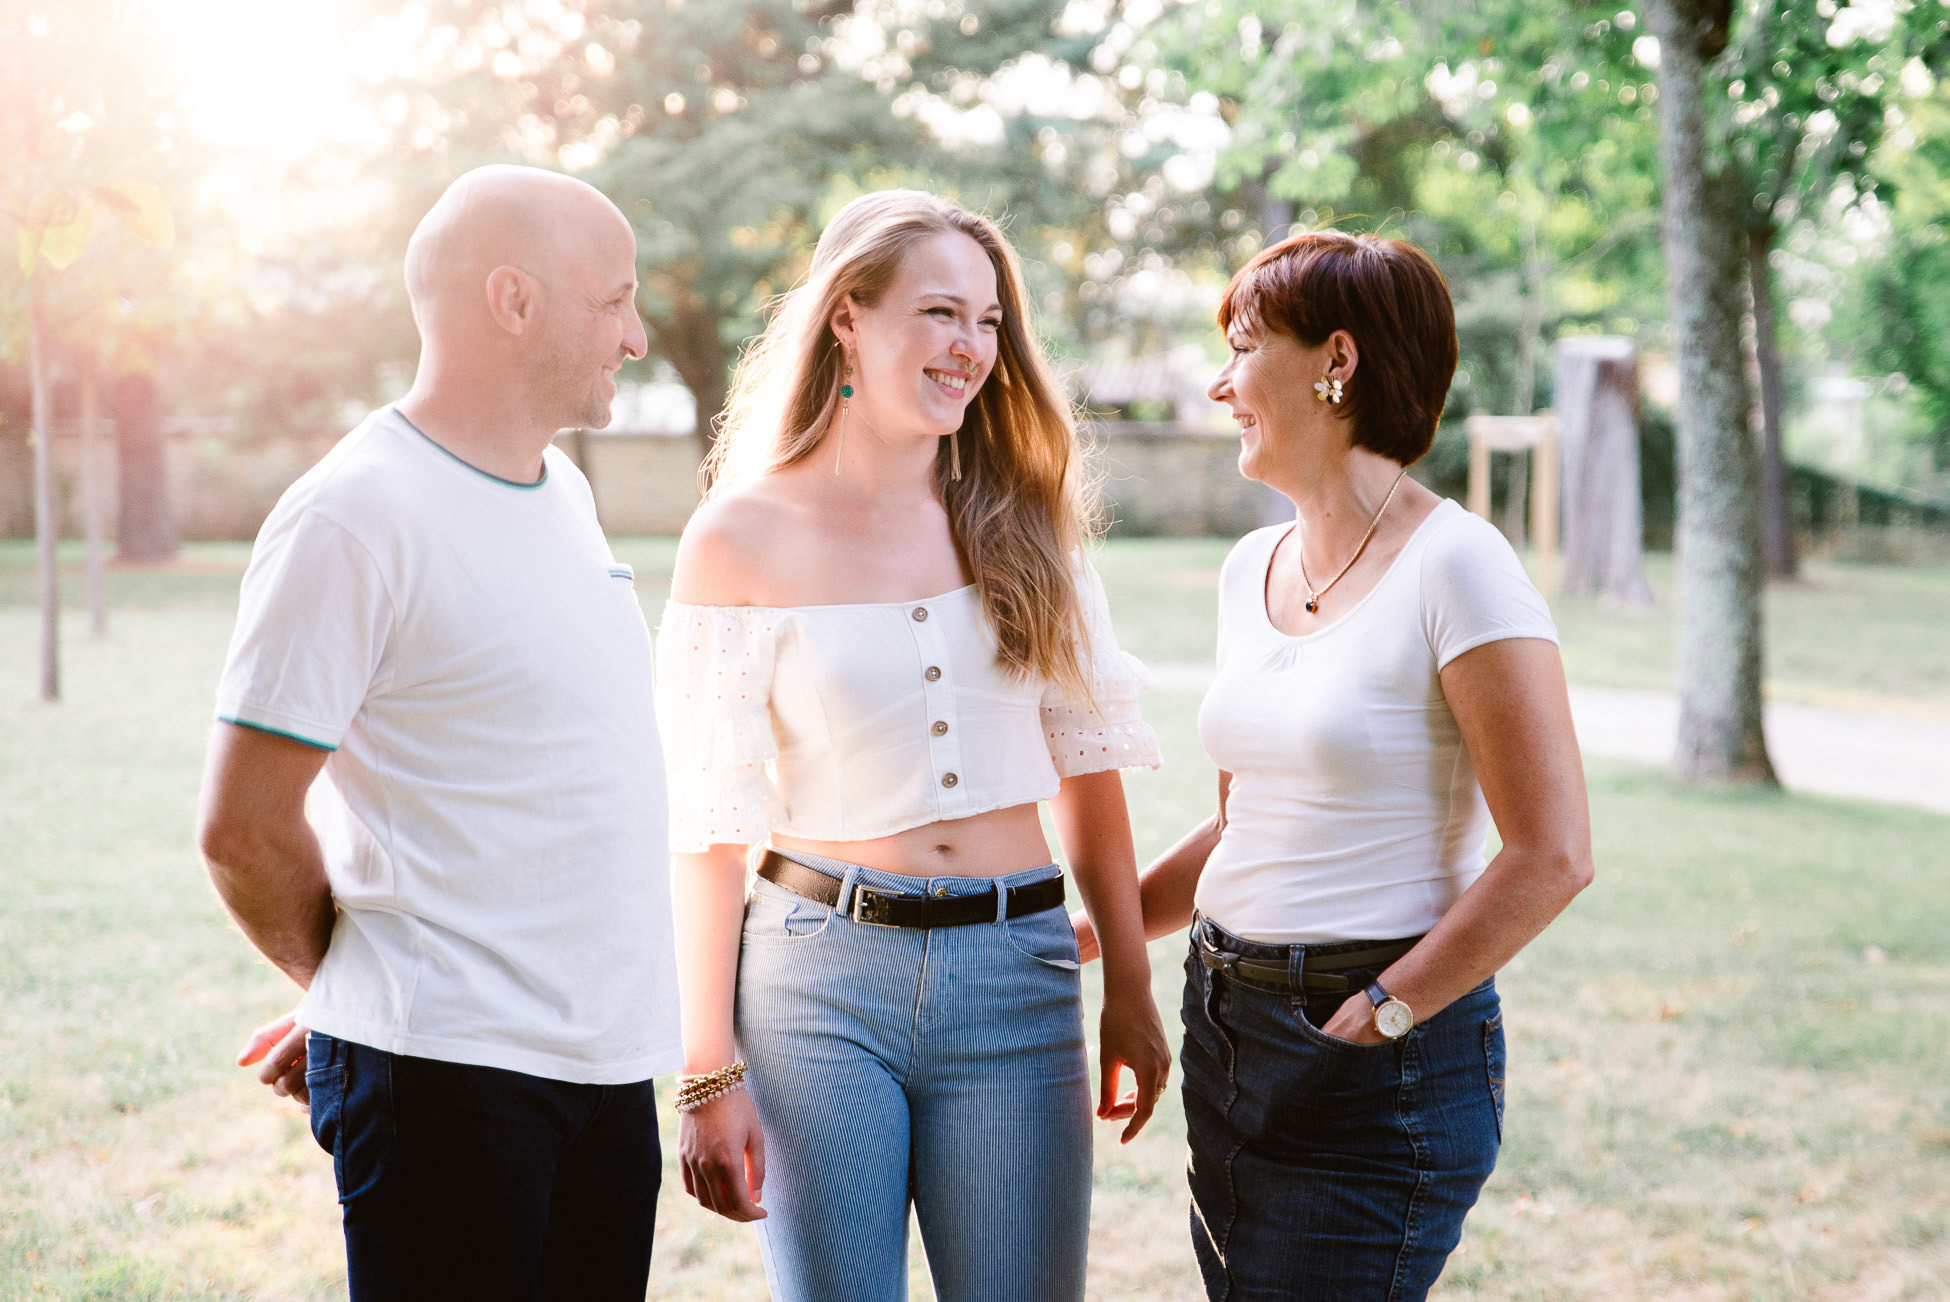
[356,0,1072,452]
[1710,0,1950,577]
[1842,85,1950,477]
[1643,0,1774,784]
[2,3,176,700]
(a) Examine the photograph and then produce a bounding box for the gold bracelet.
[675,1060,747,1109]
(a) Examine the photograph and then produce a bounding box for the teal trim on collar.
[218,716,338,752]
[608,565,635,581]
[392,407,548,490]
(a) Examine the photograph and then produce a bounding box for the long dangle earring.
[834,356,854,477]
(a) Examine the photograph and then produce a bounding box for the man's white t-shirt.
[1195,499,1560,944]
[215,406,681,1085]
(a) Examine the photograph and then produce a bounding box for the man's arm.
[196,722,336,988]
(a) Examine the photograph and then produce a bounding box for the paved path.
[1149,666,1950,817]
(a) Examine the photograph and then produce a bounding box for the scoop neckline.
[668,582,980,614]
[1255,498,1456,642]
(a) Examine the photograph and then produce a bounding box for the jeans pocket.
[1003,906,1082,970]
[1291,992,1400,1056]
[742,877,832,940]
[1483,1012,1507,1143]
[304,1034,348,1191]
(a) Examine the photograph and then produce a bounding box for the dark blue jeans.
[304,1032,661,1302]
[1180,918,1504,1302]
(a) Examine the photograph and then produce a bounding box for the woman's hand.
[1095,981,1172,1143]
[679,1088,768,1222]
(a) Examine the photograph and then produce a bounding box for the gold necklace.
[1296,467,1409,614]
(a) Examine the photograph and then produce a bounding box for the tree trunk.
[1556,336,1653,603]
[1646,0,1776,784]
[30,291,60,702]
[652,297,730,469]
[1240,161,1296,248]
[79,348,107,635]
[1504,217,1551,549]
[114,372,178,561]
[1748,226,1798,578]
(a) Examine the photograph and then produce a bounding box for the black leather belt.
[758,850,1066,930]
[1198,929,1421,994]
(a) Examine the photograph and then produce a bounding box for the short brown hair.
[1217,230,1458,465]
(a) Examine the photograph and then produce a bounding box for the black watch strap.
[1364,980,1391,1008]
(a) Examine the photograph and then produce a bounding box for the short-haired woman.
[659,190,1172,1301]
[1078,229,1594,1299]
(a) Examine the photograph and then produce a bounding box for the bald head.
[402,165,646,435]
[405,165,627,324]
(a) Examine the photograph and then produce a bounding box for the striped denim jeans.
[734,849,1093,1302]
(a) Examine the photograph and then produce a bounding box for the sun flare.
[154,0,382,155]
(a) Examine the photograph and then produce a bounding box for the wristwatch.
[1364,981,1415,1039]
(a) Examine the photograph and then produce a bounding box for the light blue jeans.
[735,850,1093,1302]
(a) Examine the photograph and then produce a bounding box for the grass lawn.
[2,539,1946,1300]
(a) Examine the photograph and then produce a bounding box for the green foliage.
[347,1,1073,429]
[1834,90,1950,467]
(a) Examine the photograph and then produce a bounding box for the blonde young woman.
[656,191,1172,1301]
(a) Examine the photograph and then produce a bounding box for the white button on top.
[912,607,929,622]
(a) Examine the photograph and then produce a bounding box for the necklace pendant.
[1305,599,1319,614]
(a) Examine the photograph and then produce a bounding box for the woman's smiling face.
[1208,321,1337,484]
[836,231,1002,442]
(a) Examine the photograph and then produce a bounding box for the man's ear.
[484,265,541,336]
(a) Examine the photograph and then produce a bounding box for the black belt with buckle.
[758,850,1066,930]
[1198,928,1421,994]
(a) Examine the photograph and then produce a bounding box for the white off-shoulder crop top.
[655,557,1161,853]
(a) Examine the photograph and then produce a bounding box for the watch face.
[1375,999,1414,1039]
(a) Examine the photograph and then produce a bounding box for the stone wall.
[1086,421,1278,536]
[1,420,1271,542]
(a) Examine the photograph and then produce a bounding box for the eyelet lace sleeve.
[1040,557,1163,778]
[655,603,783,853]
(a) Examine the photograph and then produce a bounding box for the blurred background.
[4,2,1948,1299]
[7,0,1950,554]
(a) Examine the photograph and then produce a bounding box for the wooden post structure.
[1464,413,1560,597]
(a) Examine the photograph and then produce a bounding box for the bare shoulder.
[672,480,815,606]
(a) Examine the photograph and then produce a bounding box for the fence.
[6,417,1943,551]
[0,420,1281,543]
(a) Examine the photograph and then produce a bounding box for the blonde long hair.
[706,190,1099,696]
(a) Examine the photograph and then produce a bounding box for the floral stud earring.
[1313,376,1344,405]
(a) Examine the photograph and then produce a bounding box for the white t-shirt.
[1194,498,1559,943]
[215,407,682,1084]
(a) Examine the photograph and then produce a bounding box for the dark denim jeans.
[1180,918,1504,1302]
[305,1032,661,1302]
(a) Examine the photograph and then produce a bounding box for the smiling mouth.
[1235,413,1257,431]
[926,368,973,396]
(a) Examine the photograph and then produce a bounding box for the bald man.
[198,166,675,1300]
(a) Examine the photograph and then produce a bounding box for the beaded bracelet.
[675,1078,748,1113]
[675,1060,749,1113]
